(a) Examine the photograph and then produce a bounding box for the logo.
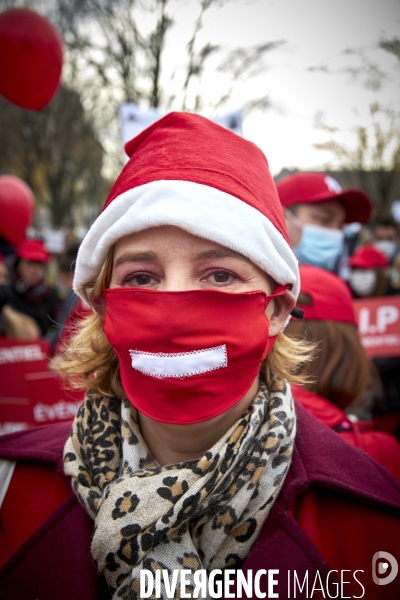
[324,175,342,194]
[372,551,398,585]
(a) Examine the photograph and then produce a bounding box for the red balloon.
[0,175,35,245]
[0,8,63,110]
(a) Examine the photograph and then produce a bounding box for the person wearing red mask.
[0,113,400,600]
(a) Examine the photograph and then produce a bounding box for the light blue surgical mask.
[294,223,344,271]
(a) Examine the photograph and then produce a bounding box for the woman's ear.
[90,293,106,318]
[267,290,296,337]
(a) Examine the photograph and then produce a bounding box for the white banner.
[212,108,243,136]
[43,228,66,254]
[119,104,243,161]
[118,104,162,150]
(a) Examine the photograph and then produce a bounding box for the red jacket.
[292,384,400,480]
[1,402,400,600]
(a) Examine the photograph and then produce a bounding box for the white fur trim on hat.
[74,180,299,299]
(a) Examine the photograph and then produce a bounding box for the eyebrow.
[192,248,252,263]
[113,247,251,268]
[114,251,158,267]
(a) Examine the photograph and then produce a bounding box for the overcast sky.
[162,0,400,176]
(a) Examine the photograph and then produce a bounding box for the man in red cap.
[276,172,372,272]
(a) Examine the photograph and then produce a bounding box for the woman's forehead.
[113,225,251,263]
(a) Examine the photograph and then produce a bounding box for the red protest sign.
[0,338,49,433]
[353,296,400,358]
[25,371,84,426]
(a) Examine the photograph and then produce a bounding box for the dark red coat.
[1,402,400,600]
[292,384,400,479]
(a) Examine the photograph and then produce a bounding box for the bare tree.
[148,0,173,108]
[0,86,107,226]
[0,0,284,224]
[179,0,220,111]
[214,41,284,114]
[314,104,400,212]
[311,35,400,212]
[53,0,283,135]
[1,0,283,125]
[379,37,400,62]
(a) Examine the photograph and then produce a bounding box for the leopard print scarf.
[64,376,296,599]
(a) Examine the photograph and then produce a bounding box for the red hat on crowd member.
[74,112,300,299]
[348,245,389,269]
[16,239,50,263]
[276,172,372,224]
[296,264,357,325]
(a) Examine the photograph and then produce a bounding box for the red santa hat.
[296,265,357,325]
[348,244,389,269]
[74,112,299,298]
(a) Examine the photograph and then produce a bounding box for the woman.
[1,113,400,600]
[287,264,400,479]
[0,251,40,340]
[9,238,61,336]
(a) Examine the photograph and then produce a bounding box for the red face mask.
[102,287,287,424]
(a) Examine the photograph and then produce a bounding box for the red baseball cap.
[348,244,388,269]
[15,239,49,263]
[276,172,372,224]
[296,264,357,325]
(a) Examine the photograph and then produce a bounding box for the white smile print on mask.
[129,345,228,379]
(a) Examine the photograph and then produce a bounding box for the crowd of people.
[0,236,84,352]
[1,113,400,599]
[276,171,400,439]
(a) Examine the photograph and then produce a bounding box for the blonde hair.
[57,246,314,397]
[286,317,381,410]
[1,305,40,340]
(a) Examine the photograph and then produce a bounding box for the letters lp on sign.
[353,296,400,358]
